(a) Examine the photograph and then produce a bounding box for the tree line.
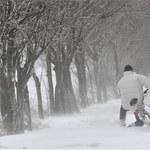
[0,0,150,135]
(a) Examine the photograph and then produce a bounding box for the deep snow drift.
[1,99,150,150]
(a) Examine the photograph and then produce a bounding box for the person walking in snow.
[117,65,150,127]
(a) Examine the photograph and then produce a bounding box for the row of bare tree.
[0,0,150,135]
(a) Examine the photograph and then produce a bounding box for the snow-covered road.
[1,99,150,150]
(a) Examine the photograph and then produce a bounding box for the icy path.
[1,99,150,150]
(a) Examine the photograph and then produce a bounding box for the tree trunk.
[113,46,119,86]
[65,66,79,112]
[24,86,32,131]
[0,46,15,134]
[75,52,88,108]
[62,65,79,113]
[62,66,72,114]
[46,50,55,115]
[7,54,16,107]
[86,61,95,104]
[54,61,64,113]
[16,67,25,134]
[96,84,102,103]
[93,61,102,103]
[101,71,108,103]
[0,68,14,135]
[33,72,44,119]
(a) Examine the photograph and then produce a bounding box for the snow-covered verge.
[1,99,150,150]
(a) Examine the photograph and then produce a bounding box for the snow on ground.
[1,99,150,150]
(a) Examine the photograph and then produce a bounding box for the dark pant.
[120,105,143,124]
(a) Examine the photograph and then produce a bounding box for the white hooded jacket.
[117,71,150,111]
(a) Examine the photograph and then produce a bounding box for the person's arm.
[137,75,150,89]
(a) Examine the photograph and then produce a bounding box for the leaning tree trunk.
[75,52,88,108]
[46,50,55,115]
[33,72,44,119]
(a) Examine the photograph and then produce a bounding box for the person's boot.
[128,120,144,127]
[120,106,127,127]
[120,119,126,127]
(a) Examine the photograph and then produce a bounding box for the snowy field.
[1,99,150,150]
